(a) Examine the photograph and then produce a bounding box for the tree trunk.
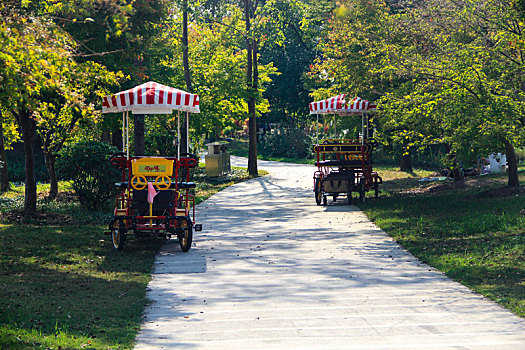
[0,110,10,192]
[111,129,122,150]
[452,164,465,187]
[182,0,192,93]
[181,0,192,155]
[505,141,519,187]
[245,0,258,176]
[248,38,259,176]
[399,147,412,172]
[443,144,464,188]
[134,114,145,156]
[45,153,58,200]
[14,109,37,213]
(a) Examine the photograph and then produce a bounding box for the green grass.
[0,224,162,349]
[360,168,525,317]
[0,167,266,349]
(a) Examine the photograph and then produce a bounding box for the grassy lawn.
[359,168,525,318]
[0,166,265,349]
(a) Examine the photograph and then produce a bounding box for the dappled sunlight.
[136,159,525,348]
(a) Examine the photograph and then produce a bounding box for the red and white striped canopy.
[309,94,376,115]
[102,81,200,114]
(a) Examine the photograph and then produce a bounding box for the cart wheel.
[347,191,353,205]
[374,180,379,198]
[359,177,366,204]
[322,195,327,206]
[178,218,193,252]
[314,178,323,205]
[111,228,126,251]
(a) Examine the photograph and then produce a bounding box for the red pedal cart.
[102,82,202,251]
[309,95,382,205]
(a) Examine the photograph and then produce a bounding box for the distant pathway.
[135,156,525,349]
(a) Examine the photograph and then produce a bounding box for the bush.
[258,128,312,159]
[222,126,235,137]
[57,141,120,210]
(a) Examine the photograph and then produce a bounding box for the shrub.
[222,126,235,137]
[258,128,312,159]
[57,141,120,210]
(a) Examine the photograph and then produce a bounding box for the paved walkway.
[135,156,525,349]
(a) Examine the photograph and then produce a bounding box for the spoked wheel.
[314,178,323,205]
[111,227,126,250]
[178,217,193,252]
[359,177,366,204]
[322,195,327,206]
[347,174,354,205]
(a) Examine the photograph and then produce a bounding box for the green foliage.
[142,115,178,156]
[222,126,235,137]
[56,141,119,210]
[257,0,325,123]
[0,109,19,150]
[309,0,525,182]
[0,5,122,209]
[258,128,312,159]
[147,14,277,139]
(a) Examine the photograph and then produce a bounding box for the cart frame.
[101,81,202,251]
[309,95,382,205]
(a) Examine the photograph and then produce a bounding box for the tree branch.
[71,49,123,58]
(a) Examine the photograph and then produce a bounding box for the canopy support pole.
[316,114,319,145]
[186,111,190,153]
[361,112,365,145]
[122,112,125,154]
[126,111,130,159]
[177,111,181,159]
[365,112,369,140]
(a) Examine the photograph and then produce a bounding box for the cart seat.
[115,181,196,189]
[315,160,370,167]
[131,190,148,210]
[152,190,176,210]
[131,189,176,210]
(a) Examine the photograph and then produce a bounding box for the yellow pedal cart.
[102,81,202,251]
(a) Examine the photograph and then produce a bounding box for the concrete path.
[135,156,525,349]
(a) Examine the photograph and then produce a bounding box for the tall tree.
[147,10,275,144]
[44,0,171,157]
[0,8,118,211]
[181,0,192,154]
[244,0,258,175]
[379,0,525,187]
[311,0,525,188]
[260,0,331,124]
